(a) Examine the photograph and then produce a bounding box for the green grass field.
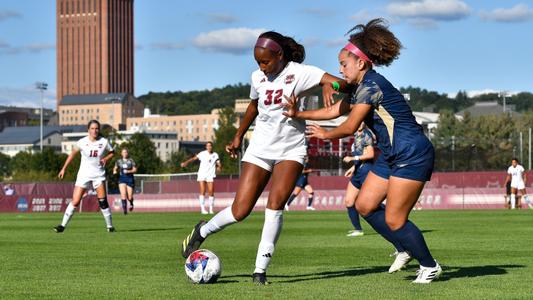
[1,210,531,299]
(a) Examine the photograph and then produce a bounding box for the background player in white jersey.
[54,120,115,232]
[181,142,221,214]
[181,31,350,285]
[505,158,531,209]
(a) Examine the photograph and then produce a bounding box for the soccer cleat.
[201,208,209,215]
[181,220,207,258]
[284,205,290,211]
[252,272,270,285]
[306,206,316,211]
[129,202,134,212]
[389,251,413,273]
[53,225,65,233]
[412,261,442,283]
[107,227,116,232]
[209,207,214,214]
[346,230,364,237]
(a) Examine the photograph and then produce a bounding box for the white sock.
[199,206,237,238]
[199,195,205,210]
[523,194,530,204]
[511,194,516,209]
[208,196,215,210]
[61,203,76,227]
[100,208,113,228]
[254,209,283,274]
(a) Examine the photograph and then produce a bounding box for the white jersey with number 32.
[247,61,325,159]
[76,136,113,179]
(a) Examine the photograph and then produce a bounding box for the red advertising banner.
[0,195,99,213]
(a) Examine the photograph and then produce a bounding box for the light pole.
[35,82,48,151]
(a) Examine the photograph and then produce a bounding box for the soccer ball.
[184,249,222,284]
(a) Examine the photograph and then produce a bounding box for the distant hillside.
[137,83,250,115]
[138,84,533,115]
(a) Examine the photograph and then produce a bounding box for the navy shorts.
[371,139,434,182]
[295,175,309,188]
[118,176,135,188]
[350,162,372,189]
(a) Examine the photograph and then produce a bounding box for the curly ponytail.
[346,18,402,67]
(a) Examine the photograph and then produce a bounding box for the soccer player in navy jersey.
[284,19,441,283]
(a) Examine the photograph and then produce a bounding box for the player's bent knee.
[385,218,405,231]
[355,202,373,216]
[231,206,251,222]
[98,198,109,209]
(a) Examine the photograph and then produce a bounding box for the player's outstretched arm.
[283,94,351,121]
[181,155,198,168]
[307,104,372,140]
[319,73,354,109]
[227,100,259,159]
[58,148,80,179]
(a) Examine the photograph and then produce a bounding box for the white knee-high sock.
[100,208,113,228]
[208,196,215,210]
[254,209,283,274]
[61,203,76,227]
[199,206,237,238]
[511,194,516,209]
[199,195,205,210]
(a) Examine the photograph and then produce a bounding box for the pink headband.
[343,42,372,63]
[255,37,282,53]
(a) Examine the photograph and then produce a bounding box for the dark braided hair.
[258,31,305,63]
[346,18,402,67]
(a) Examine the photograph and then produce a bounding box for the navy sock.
[362,206,405,252]
[287,194,297,206]
[347,206,362,230]
[307,194,314,207]
[392,221,436,267]
[121,199,127,211]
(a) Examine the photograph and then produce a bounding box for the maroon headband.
[255,37,282,52]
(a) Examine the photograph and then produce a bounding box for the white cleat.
[306,206,316,211]
[389,251,413,273]
[285,205,290,211]
[346,230,364,237]
[201,208,209,215]
[412,261,442,284]
[208,207,214,214]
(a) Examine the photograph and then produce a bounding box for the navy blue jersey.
[347,69,432,165]
[116,158,136,181]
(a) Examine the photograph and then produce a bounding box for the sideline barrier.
[1,171,530,212]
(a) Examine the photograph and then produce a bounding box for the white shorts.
[197,174,215,182]
[511,181,525,190]
[75,176,105,190]
[242,151,305,172]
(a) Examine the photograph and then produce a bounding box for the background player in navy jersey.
[284,19,441,283]
[286,156,316,211]
[113,148,137,214]
[181,31,350,285]
[342,123,374,237]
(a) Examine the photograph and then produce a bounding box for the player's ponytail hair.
[87,119,101,130]
[259,31,305,63]
[346,18,402,67]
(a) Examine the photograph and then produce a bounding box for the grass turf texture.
[0,210,531,299]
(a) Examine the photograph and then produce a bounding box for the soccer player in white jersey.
[505,158,531,209]
[181,31,350,285]
[181,142,222,214]
[53,120,115,232]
